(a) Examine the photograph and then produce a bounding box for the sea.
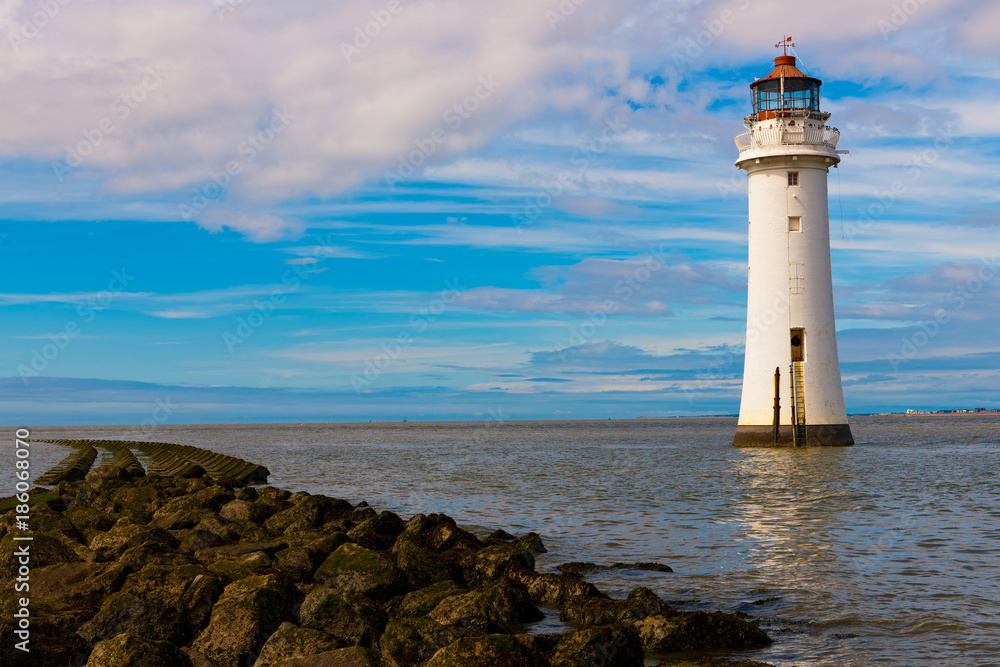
[10,415,1000,667]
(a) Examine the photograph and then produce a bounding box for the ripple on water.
[17,415,1000,667]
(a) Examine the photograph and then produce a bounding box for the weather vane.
[774,36,794,55]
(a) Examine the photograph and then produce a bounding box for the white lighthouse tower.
[733,42,853,447]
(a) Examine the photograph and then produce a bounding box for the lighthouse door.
[790,328,805,362]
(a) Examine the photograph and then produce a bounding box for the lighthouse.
[732,42,853,447]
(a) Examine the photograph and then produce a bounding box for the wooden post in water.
[772,367,780,444]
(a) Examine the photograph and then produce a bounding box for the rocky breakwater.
[1,466,776,667]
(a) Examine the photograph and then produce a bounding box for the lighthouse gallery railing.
[734,125,840,153]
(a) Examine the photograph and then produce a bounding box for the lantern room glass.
[752,78,820,114]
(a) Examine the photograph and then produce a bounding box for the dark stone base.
[733,423,854,447]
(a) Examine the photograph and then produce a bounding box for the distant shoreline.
[8,411,1000,429]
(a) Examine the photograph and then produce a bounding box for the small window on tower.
[788,171,799,186]
[789,216,801,232]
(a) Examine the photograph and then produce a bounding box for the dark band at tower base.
[733,424,854,447]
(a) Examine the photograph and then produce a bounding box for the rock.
[180,528,230,553]
[118,542,188,569]
[557,561,673,576]
[314,543,406,601]
[397,581,468,618]
[77,591,185,645]
[154,485,234,516]
[67,506,118,537]
[265,495,340,534]
[424,634,541,667]
[208,551,276,581]
[0,531,81,575]
[194,540,288,564]
[461,542,535,587]
[346,511,405,550]
[379,616,462,667]
[182,573,227,637]
[484,529,515,544]
[87,464,134,483]
[150,509,216,531]
[391,532,452,589]
[276,647,379,667]
[298,585,388,647]
[193,574,288,667]
[561,587,673,628]
[276,533,350,580]
[428,582,543,634]
[118,564,222,640]
[221,499,273,523]
[88,523,178,560]
[253,622,338,667]
[634,610,772,652]
[0,597,90,666]
[516,533,547,554]
[86,633,193,666]
[507,569,606,607]
[30,561,131,607]
[550,626,644,667]
[404,514,481,552]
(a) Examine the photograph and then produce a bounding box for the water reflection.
[17,416,1000,666]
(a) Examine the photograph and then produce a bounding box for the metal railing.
[735,125,840,153]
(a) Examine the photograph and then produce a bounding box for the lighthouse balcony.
[735,124,840,154]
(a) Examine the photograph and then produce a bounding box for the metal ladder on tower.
[790,361,807,446]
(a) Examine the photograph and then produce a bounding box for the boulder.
[298,585,388,647]
[549,626,644,667]
[77,591,185,646]
[560,587,673,628]
[461,542,535,587]
[86,633,192,666]
[391,532,452,589]
[193,574,288,667]
[265,496,339,534]
[276,647,379,667]
[180,529,229,553]
[424,634,540,667]
[253,622,338,667]
[88,523,178,560]
[379,617,462,667]
[221,499,272,524]
[507,569,605,607]
[0,531,81,575]
[428,582,543,634]
[314,544,406,601]
[634,610,772,652]
[397,581,468,618]
[345,511,405,550]
[30,561,131,607]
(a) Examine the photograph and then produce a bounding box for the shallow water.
[12,416,1000,666]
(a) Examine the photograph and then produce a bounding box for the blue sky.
[1,0,998,425]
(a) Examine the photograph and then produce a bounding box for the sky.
[1,0,998,426]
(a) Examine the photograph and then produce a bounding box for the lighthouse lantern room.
[732,40,854,447]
